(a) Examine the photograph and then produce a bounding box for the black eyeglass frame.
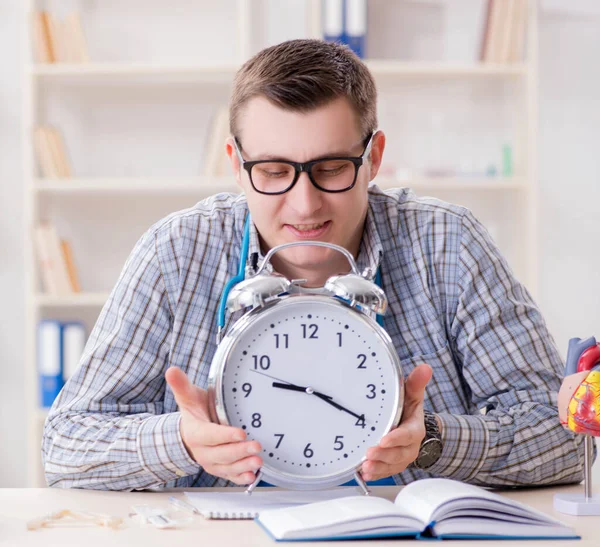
[233,132,375,195]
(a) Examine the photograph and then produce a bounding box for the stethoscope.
[217,214,384,333]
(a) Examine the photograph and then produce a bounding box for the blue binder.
[37,320,64,407]
[323,0,344,44]
[344,0,367,58]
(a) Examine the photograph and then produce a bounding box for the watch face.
[415,438,443,469]
[211,295,403,489]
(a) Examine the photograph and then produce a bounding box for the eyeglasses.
[233,132,375,195]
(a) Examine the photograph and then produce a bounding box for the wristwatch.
[412,411,443,470]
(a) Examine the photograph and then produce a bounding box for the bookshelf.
[33,177,241,195]
[31,61,527,79]
[23,0,538,486]
[35,292,111,308]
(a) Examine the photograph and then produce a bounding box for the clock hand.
[250,369,305,388]
[271,381,364,422]
[272,381,309,393]
[312,392,365,421]
[271,381,333,398]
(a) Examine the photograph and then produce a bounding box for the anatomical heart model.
[555,337,600,515]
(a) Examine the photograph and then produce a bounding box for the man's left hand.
[361,363,433,481]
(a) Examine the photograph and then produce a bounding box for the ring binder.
[208,511,257,520]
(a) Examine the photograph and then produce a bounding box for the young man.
[43,39,584,490]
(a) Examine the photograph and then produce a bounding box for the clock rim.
[208,294,404,490]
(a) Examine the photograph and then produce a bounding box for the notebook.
[184,487,362,520]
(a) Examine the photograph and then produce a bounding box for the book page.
[394,478,569,527]
[394,478,475,522]
[258,496,424,540]
[434,519,577,539]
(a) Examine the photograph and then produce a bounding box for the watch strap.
[412,410,443,470]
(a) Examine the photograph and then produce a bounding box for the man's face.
[227,96,384,280]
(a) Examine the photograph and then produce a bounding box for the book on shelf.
[481,0,528,64]
[31,10,89,64]
[256,478,578,542]
[61,240,81,293]
[202,106,231,179]
[509,0,528,63]
[64,13,90,63]
[32,11,53,63]
[322,0,344,44]
[322,0,367,58]
[61,321,86,381]
[34,126,72,179]
[37,320,86,407]
[38,320,64,408]
[344,0,367,59]
[34,222,81,295]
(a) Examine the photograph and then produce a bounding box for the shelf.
[366,61,528,78]
[33,176,524,196]
[376,176,526,191]
[34,177,240,196]
[36,292,110,308]
[30,63,239,84]
[30,62,527,82]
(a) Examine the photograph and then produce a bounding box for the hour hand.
[272,382,332,398]
[272,381,309,393]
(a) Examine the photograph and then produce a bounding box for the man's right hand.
[165,367,263,485]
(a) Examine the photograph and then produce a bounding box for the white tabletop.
[0,484,598,546]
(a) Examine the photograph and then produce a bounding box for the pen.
[168,496,199,515]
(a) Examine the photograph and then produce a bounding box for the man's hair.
[230,39,377,142]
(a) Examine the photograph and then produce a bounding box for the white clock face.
[217,296,403,486]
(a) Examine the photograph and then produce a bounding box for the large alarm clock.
[208,241,404,493]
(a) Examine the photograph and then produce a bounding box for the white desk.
[0,485,597,546]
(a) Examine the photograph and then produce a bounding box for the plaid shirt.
[42,185,585,490]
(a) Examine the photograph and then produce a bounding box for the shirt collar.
[356,203,384,281]
[244,202,383,280]
[247,216,274,274]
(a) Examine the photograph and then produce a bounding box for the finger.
[206,388,220,424]
[361,460,399,482]
[210,455,263,482]
[201,440,262,466]
[365,445,419,466]
[191,421,247,448]
[227,471,259,486]
[165,367,204,412]
[404,363,432,409]
[377,419,424,449]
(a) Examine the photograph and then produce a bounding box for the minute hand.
[271,382,365,421]
[312,392,365,421]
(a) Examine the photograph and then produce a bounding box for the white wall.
[0,1,598,486]
[538,8,600,353]
[0,0,27,487]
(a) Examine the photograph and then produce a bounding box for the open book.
[256,478,579,541]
